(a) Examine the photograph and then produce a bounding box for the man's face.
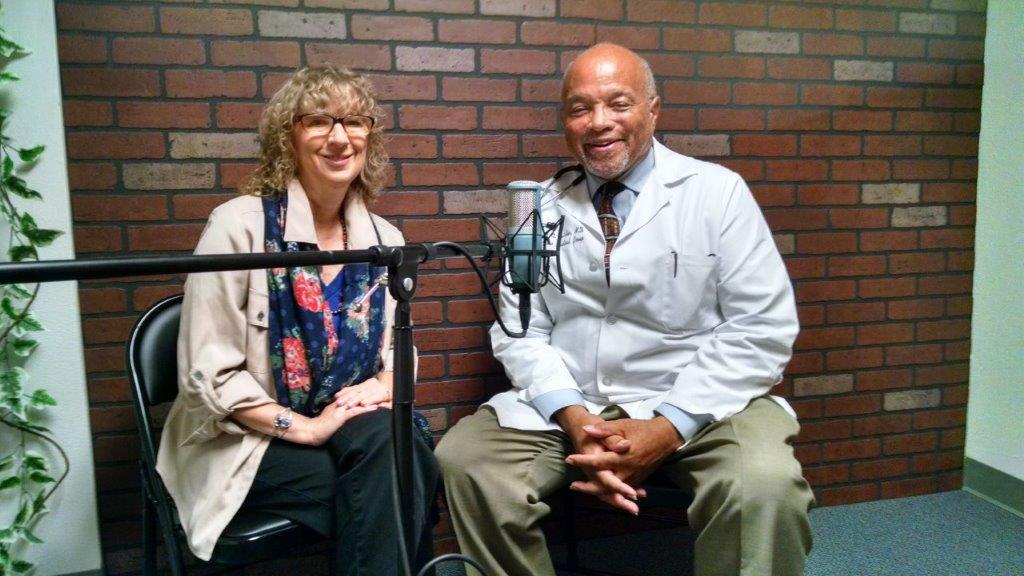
[562,55,660,180]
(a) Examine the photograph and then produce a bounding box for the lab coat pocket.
[660,253,718,332]
[245,289,269,375]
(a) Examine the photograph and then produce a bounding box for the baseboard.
[963,457,1024,518]
[56,570,103,576]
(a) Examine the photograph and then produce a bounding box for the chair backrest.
[126,294,184,464]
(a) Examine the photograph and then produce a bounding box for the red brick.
[159,6,252,35]
[417,355,444,379]
[165,70,256,98]
[895,111,952,132]
[863,135,921,156]
[788,352,824,375]
[366,192,437,217]
[305,43,392,71]
[765,159,828,182]
[795,326,855,350]
[941,428,965,449]
[482,163,559,185]
[396,0,473,13]
[797,232,857,255]
[366,74,437,101]
[81,316,137,346]
[699,2,766,26]
[397,106,475,131]
[66,132,165,160]
[415,328,485,353]
[73,195,168,222]
[718,160,764,182]
[868,37,926,58]
[889,254,944,274]
[827,347,884,370]
[63,101,112,127]
[447,299,494,324]
[832,160,891,182]
[951,159,977,179]
[768,110,831,131]
[61,69,160,98]
[132,285,185,311]
[924,136,978,157]
[663,29,731,52]
[627,0,696,23]
[416,273,483,297]
[211,40,300,67]
[867,87,924,109]
[437,19,516,44]
[698,55,765,79]
[128,224,205,251]
[57,34,107,64]
[826,302,886,323]
[856,370,913,393]
[750,185,795,207]
[803,464,850,486]
[563,0,624,20]
[643,54,696,77]
[79,288,128,315]
[922,183,974,203]
[523,135,572,158]
[823,438,880,462]
[386,134,437,159]
[825,394,881,417]
[443,78,517,102]
[800,420,851,442]
[481,49,556,75]
[596,25,663,50]
[859,277,916,298]
[851,458,909,480]
[521,21,595,46]
[733,83,797,106]
[943,385,968,407]
[800,135,860,157]
[766,209,826,232]
[449,352,501,376]
[68,163,117,191]
[928,39,984,61]
[897,63,954,85]
[170,194,232,220]
[482,107,556,130]
[802,84,863,107]
[883,432,937,455]
[834,111,892,132]
[798,305,825,326]
[663,81,730,105]
[402,164,478,186]
[350,15,433,41]
[836,9,896,32]
[886,298,944,320]
[804,34,864,56]
[416,377,488,404]
[118,102,210,129]
[220,163,257,190]
[829,254,887,276]
[956,64,984,86]
[733,135,797,157]
[442,135,516,159]
[860,231,918,252]
[817,483,878,506]
[770,5,833,29]
[857,323,914,345]
[945,340,971,361]
[918,275,971,296]
[58,4,154,32]
[796,280,856,302]
[913,408,965,430]
[767,57,831,80]
[885,344,943,366]
[911,452,962,474]
[893,160,949,180]
[926,88,982,109]
[112,37,204,65]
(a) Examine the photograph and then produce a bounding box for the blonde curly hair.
[241,66,388,202]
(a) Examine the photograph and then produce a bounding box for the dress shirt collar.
[585,143,656,199]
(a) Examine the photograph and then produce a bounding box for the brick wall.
[56,0,984,570]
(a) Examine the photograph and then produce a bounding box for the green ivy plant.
[0,13,69,576]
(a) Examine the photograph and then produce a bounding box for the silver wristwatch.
[272,407,293,438]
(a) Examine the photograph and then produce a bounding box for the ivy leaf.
[0,36,26,59]
[2,155,12,179]
[1,296,17,318]
[6,284,32,299]
[0,455,14,472]
[4,174,40,199]
[17,145,44,163]
[24,453,47,471]
[12,560,35,573]
[9,245,37,262]
[0,366,26,395]
[18,212,37,232]
[29,389,56,407]
[33,490,47,514]
[0,71,18,82]
[0,526,14,543]
[22,528,43,544]
[23,227,61,247]
[0,476,21,490]
[17,312,43,332]
[14,501,28,524]
[28,471,55,484]
[11,337,38,357]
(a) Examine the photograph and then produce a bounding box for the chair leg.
[142,489,158,576]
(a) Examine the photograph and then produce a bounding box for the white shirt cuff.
[655,403,714,446]
[532,389,586,422]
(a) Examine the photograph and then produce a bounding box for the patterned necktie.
[596,181,626,283]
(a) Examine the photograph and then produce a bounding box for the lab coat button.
[606,315,617,325]
[589,260,599,272]
[602,376,612,386]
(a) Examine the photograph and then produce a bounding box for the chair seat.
[210,509,321,565]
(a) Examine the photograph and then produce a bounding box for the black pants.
[239,409,439,576]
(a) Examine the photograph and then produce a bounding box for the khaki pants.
[435,397,814,576]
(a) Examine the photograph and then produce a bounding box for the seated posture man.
[436,43,814,576]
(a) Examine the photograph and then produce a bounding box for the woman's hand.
[334,371,394,409]
[302,402,379,446]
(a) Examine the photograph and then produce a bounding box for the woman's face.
[291,95,369,195]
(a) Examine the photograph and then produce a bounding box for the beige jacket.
[155,180,404,560]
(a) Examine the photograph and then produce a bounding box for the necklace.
[327,216,388,315]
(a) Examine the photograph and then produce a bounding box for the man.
[436,43,814,576]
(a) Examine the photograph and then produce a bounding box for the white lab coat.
[486,140,799,433]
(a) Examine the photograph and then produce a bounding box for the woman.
[156,66,438,575]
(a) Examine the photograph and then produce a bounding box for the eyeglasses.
[295,113,375,137]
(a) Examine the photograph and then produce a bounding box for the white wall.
[965,0,1024,481]
[1,1,103,574]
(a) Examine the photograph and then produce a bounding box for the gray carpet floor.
[436,490,1024,575]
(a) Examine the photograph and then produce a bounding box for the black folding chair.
[127,294,326,575]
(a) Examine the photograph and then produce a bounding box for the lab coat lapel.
[554,176,603,239]
[617,140,699,245]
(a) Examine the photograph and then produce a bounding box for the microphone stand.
[0,241,499,572]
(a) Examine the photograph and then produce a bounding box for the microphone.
[506,180,544,331]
